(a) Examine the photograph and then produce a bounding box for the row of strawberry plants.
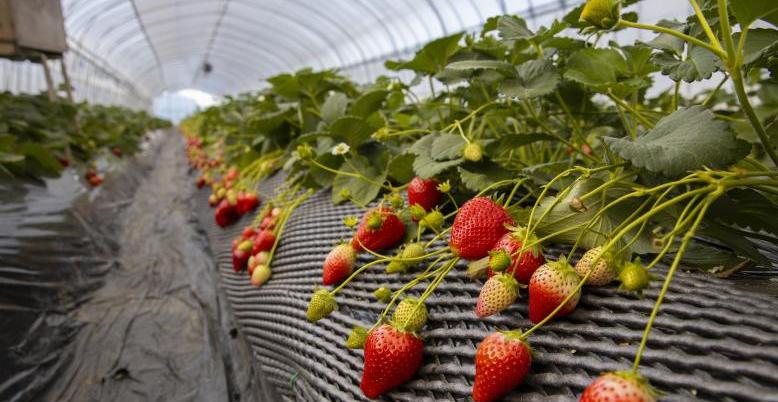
[0,91,171,184]
[183,1,778,400]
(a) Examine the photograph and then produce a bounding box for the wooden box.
[0,0,67,60]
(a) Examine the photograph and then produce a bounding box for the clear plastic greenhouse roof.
[0,0,694,110]
[59,0,579,99]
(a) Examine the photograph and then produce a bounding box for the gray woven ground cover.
[194,171,778,402]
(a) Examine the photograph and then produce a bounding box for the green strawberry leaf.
[497,15,534,41]
[444,59,514,73]
[413,153,464,179]
[500,60,559,99]
[431,134,466,161]
[320,92,349,123]
[736,28,778,65]
[332,154,387,206]
[708,188,778,239]
[493,133,557,150]
[457,161,512,192]
[388,153,416,183]
[17,143,61,175]
[651,45,721,82]
[603,106,750,177]
[642,20,686,55]
[730,0,778,28]
[680,241,749,271]
[564,48,627,89]
[409,133,464,178]
[526,178,655,254]
[0,151,24,163]
[350,90,388,118]
[329,116,375,147]
[385,33,464,74]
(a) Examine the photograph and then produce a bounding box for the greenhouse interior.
[1,0,778,401]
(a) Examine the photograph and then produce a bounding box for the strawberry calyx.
[496,329,532,348]
[489,250,511,272]
[367,212,384,230]
[496,273,519,294]
[507,225,543,257]
[607,371,660,398]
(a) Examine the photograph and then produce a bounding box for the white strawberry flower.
[331,142,350,155]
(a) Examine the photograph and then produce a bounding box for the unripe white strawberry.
[574,246,617,286]
[476,273,519,318]
[392,297,428,332]
[250,264,271,287]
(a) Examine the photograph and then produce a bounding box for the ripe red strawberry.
[232,247,250,272]
[528,259,581,324]
[236,191,260,214]
[251,230,275,254]
[111,147,122,157]
[351,208,405,252]
[259,215,276,230]
[449,197,513,260]
[58,157,70,167]
[196,175,206,189]
[88,175,103,187]
[322,244,357,285]
[407,176,442,211]
[472,331,532,402]
[224,166,239,181]
[215,199,239,227]
[241,226,257,240]
[487,231,545,284]
[360,324,424,398]
[580,371,657,402]
[476,273,519,318]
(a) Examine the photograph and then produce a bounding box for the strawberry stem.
[631,193,718,373]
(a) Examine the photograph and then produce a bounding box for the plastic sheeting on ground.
[0,132,258,402]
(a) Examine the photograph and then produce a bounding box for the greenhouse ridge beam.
[191,0,231,87]
[127,0,167,90]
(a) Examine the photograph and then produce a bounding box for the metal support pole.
[60,56,78,161]
[60,57,75,103]
[40,53,56,102]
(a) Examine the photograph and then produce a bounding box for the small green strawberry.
[401,242,425,267]
[421,209,445,230]
[488,250,511,273]
[619,259,651,295]
[409,204,427,221]
[579,0,621,29]
[386,260,408,274]
[346,326,368,349]
[462,142,483,162]
[307,288,337,321]
[374,286,392,302]
[391,297,428,332]
[389,192,404,209]
[476,273,519,318]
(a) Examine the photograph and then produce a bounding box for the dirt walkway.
[42,134,255,402]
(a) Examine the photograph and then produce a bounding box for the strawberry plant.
[0,91,169,181]
[184,0,778,399]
